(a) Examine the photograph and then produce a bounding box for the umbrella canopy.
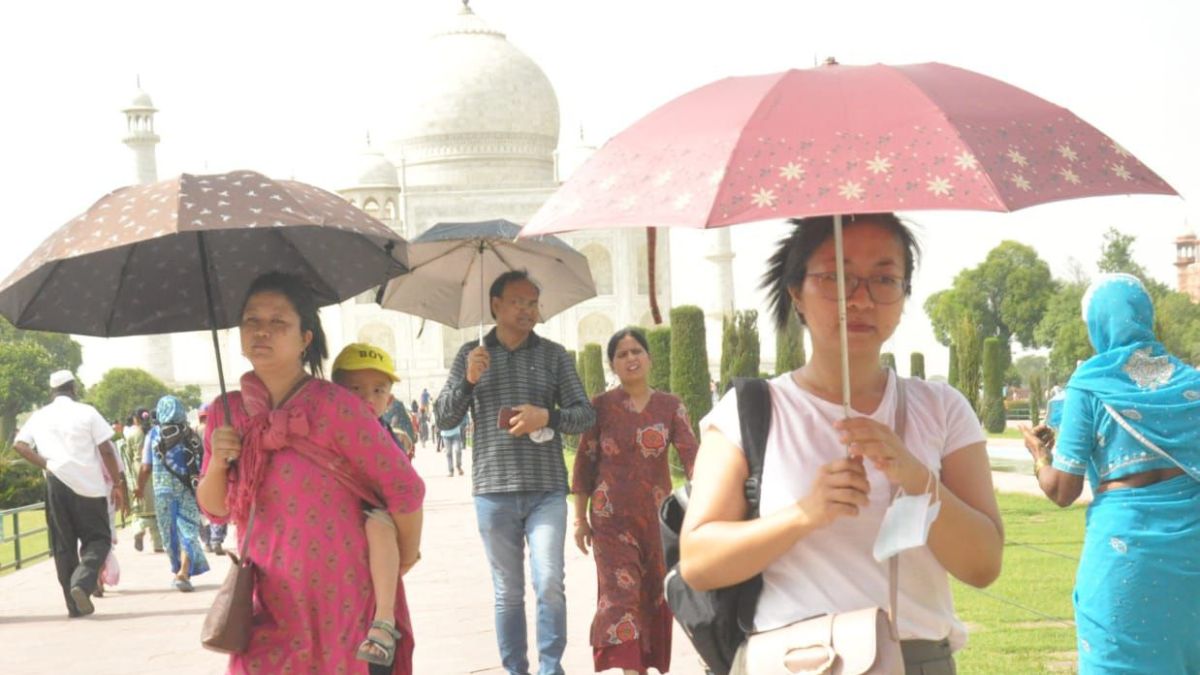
[379,219,595,332]
[522,61,1177,236]
[0,170,408,336]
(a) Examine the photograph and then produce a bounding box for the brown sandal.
[355,619,401,666]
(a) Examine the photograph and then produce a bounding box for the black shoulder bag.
[659,377,772,675]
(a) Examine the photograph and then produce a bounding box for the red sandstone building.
[1178,229,1200,302]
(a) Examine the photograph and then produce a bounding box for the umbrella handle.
[197,232,233,426]
[833,214,853,427]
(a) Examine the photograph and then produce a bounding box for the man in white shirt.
[13,370,127,617]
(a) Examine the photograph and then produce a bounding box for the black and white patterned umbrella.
[0,170,408,409]
[378,219,594,337]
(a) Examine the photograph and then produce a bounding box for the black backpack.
[659,377,771,675]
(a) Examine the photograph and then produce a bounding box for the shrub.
[647,327,672,392]
[910,352,925,380]
[775,313,807,374]
[982,337,1006,432]
[581,343,605,399]
[670,306,712,435]
[1029,373,1044,427]
[880,352,896,371]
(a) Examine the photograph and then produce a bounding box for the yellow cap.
[331,343,400,382]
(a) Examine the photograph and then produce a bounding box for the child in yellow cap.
[331,342,416,668]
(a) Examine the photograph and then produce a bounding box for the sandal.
[355,619,401,666]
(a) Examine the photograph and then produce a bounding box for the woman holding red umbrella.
[679,214,1003,673]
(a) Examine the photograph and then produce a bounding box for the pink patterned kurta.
[202,374,425,674]
[571,388,698,672]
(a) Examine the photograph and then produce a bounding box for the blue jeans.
[444,435,464,474]
[474,491,567,675]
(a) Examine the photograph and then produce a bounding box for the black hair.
[487,270,540,319]
[606,327,650,364]
[760,213,920,332]
[51,382,76,399]
[125,416,134,426]
[241,271,329,377]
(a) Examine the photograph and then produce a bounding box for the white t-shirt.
[16,396,114,498]
[700,371,984,650]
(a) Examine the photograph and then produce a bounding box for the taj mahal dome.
[77,2,713,403]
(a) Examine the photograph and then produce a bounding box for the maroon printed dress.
[572,388,699,673]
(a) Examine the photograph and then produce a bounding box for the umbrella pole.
[833,214,853,426]
[197,232,233,424]
[479,241,486,345]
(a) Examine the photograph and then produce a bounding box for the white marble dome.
[388,2,560,188]
[350,147,399,188]
[125,89,155,111]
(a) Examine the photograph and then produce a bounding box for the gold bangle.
[1033,456,1051,476]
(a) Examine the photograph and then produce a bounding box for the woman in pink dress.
[197,272,425,674]
[572,328,699,675]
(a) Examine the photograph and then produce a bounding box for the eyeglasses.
[804,272,909,304]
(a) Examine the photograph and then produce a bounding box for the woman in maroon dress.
[572,328,699,674]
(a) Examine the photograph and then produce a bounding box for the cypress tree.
[1029,372,1043,428]
[947,343,958,388]
[955,318,982,416]
[775,313,806,374]
[982,336,1006,432]
[581,343,606,399]
[731,310,760,382]
[910,352,925,380]
[670,305,712,434]
[647,326,672,392]
[880,352,897,371]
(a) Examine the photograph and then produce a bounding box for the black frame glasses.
[804,272,909,304]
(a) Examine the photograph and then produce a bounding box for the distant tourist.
[13,370,128,617]
[436,270,596,675]
[1021,273,1200,672]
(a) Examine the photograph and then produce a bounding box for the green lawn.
[953,492,1084,674]
[0,508,50,575]
[987,426,1026,440]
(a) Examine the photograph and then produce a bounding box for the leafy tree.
[647,327,672,392]
[982,337,1006,432]
[775,312,807,375]
[670,306,711,435]
[880,352,896,371]
[1034,280,1093,384]
[924,241,1054,372]
[581,344,606,399]
[0,341,55,446]
[1153,290,1200,366]
[954,317,982,416]
[86,368,171,423]
[172,384,204,410]
[1011,353,1049,387]
[0,318,84,445]
[910,352,925,380]
[1097,227,1147,277]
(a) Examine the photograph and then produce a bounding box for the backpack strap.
[732,377,772,634]
[733,377,772,517]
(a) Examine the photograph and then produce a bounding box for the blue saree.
[1054,274,1200,674]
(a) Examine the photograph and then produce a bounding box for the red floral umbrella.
[522,61,1179,414]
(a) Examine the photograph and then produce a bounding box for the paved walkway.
[0,439,1068,674]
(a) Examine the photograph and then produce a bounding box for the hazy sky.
[2,0,1196,377]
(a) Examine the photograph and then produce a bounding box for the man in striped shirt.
[436,270,596,675]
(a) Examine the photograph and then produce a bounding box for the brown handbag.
[200,504,258,654]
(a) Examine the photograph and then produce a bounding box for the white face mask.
[872,473,941,562]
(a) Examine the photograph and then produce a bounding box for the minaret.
[705,228,736,320]
[122,84,160,186]
[1176,222,1199,303]
[121,83,174,384]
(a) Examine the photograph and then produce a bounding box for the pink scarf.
[224,372,383,524]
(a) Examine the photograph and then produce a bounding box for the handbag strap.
[886,374,909,640]
[1102,403,1200,483]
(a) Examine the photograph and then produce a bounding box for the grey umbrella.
[0,170,408,416]
[378,219,595,341]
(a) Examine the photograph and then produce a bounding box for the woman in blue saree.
[1021,273,1200,674]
